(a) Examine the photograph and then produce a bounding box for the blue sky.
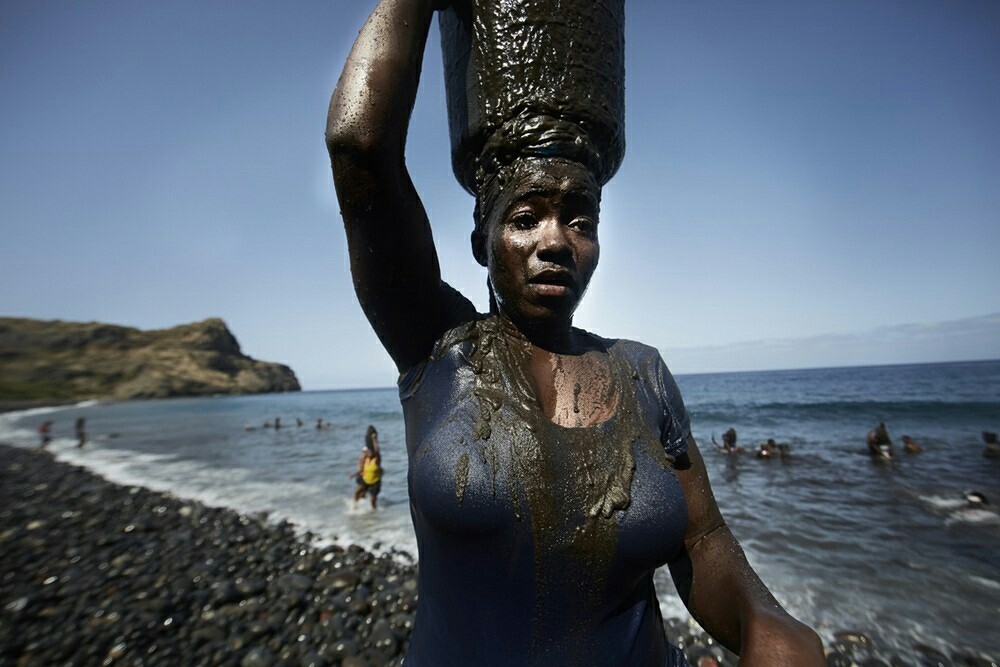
[2,0,998,389]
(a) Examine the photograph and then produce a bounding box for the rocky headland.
[0,317,300,401]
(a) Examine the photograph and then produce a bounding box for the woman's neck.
[497,310,580,354]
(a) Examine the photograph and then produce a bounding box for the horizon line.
[301,356,1000,393]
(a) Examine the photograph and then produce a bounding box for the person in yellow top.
[350,425,383,509]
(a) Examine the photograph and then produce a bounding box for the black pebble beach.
[1,444,994,667]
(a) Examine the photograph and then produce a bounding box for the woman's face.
[485,159,601,329]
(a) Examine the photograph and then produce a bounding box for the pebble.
[240,646,276,667]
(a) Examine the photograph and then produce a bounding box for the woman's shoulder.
[572,327,665,367]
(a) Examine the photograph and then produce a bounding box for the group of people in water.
[865,421,924,459]
[711,423,999,462]
[866,423,999,460]
[713,424,990,510]
[36,417,86,449]
[712,427,791,459]
[246,417,333,432]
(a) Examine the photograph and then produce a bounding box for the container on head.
[439,0,626,198]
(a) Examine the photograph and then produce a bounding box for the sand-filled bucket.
[439,0,626,195]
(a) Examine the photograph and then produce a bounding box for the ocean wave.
[918,494,967,511]
[944,509,1000,527]
[967,575,1000,590]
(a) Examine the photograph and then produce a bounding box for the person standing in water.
[37,421,53,449]
[350,425,382,509]
[327,0,822,664]
[75,417,86,449]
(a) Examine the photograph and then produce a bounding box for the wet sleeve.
[655,354,692,458]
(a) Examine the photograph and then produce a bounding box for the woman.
[327,1,824,664]
[351,425,383,509]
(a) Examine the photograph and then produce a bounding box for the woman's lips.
[528,270,576,297]
[531,283,570,297]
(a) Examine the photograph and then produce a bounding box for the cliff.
[0,317,301,400]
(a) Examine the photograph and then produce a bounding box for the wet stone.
[860,658,891,667]
[836,630,874,647]
[236,578,267,597]
[299,650,326,667]
[916,645,953,667]
[950,653,999,667]
[274,573,313,596]
[827,651,853,667]
[322,638,360,662]
[241,646,277,667]
[369,618,397,655]
[321,570,359,592]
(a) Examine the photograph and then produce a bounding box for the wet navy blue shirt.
[398,301,692,666]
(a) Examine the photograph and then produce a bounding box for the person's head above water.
[471,156,601,334]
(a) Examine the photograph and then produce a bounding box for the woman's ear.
[471,229,487,267]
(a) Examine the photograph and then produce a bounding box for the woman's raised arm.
[669,437,825,666]
[326,0,449,371]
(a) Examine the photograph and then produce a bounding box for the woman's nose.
[535,220,571,262]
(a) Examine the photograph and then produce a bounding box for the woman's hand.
[739,609,825,667]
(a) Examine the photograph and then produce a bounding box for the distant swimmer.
[316,418,324,430]
[350,425,383,509]
[75,417,86,449]
[263,421,273,429]
[274,417,281,430]
[37,420,53,449]
[756,439,792,459]
[296,418,303,428]
[756,440,774,458]
[723,428,737,451]
[901,435,923,454]
[712,428,741,454]
[866,422,894,459]
[965,491,988,507]
[983,432,999,459]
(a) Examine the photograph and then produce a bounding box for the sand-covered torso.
[399,309,692,666]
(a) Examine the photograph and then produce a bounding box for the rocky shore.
[0,445,994,667]
[0,317,300,400]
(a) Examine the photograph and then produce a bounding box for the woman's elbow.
[326,126,387,196]
[741,611,825,667]
[326,122,374,162]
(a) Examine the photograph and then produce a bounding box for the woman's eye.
[570,217,597,235]
[510,213,537,229]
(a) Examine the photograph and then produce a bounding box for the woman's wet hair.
[365,425,377,450]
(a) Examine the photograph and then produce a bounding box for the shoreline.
[1,444,993,667]
[0,399,81,415]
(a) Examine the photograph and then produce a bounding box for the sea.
[2,359,998,661]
